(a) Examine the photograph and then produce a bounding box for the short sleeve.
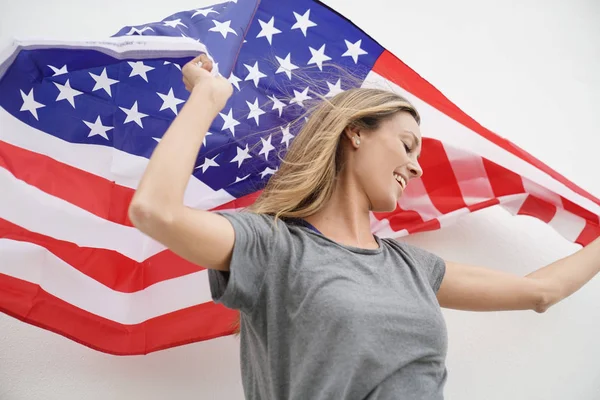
[399,242,446,293]
[207,211,280,315]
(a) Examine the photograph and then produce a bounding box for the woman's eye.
[403,143,411,153]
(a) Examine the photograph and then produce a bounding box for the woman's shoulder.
[380,238,444,265]
[216,209,277,227]
[215,210,293,239]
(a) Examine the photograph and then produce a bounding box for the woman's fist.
[182,53,233,112]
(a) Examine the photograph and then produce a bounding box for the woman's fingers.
[189,53,213,73]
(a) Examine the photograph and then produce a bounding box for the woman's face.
[350,111,423,213]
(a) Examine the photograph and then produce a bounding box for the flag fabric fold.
[1,0,598,355]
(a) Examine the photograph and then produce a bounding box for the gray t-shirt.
[208,211,448,400]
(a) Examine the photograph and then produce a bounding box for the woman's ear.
[343,125,361,146]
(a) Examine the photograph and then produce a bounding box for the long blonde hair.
[230,87,420,334]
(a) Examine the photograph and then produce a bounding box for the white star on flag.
[209,20,237,39]
[203,131,213,147]
[197,155,219,173]
[268,94,286,117]
[230,144,253,167]
[256,17,282,45]
[157,88,185,115]
[19,88,45,120]
[89,68,119,97]
[325,79,344,98]
[83,116,113,140]
[342,39,368,63]
[219,109,240,136]
[260,166,277,178]
[291,9,317,36]
[125,26,154,35]
[280,124,294,148]
[191,7,218,18]
[244,61,267,87]
[259,135,276,160]
[48,65,68,76]
[163,19,187,29]
[119,101,148,128]
[53,79,82,108]
[246,98,266,125]
[290,87,312,107]
[228,73,242,90]
[212,62,221,76]
[307,44,331,71]
[163,61,182,70]
[234,174,251,183]
[128,61,155,82]
[275,53,298,79]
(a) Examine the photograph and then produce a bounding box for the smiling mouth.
[394,173,407,189]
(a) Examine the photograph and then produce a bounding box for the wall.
[1,0,599,399]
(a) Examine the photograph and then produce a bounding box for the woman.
[129,54,600,399]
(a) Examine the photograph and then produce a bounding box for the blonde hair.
[230,87,420,335]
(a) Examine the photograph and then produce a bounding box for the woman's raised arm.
[128,54,235,272]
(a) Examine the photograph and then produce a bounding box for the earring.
[354,137,361,146]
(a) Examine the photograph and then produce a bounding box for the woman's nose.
[409,162,423,178]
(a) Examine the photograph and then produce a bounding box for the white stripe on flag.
[499,193,529,215]
[436,207,473,228]
[0,238,212,324]
[548,207,587,243]
[369,213,409,238]
[443,144,495,205]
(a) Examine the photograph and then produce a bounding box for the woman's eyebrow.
[403,130,421,146]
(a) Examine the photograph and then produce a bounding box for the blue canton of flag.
[0,0,384,204]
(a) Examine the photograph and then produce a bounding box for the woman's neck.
[303,178,378,249]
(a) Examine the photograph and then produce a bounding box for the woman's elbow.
[532,280,561,314]
[128,199,175,234]
[533,294,551,314]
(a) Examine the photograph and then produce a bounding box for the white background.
[1,0,599,399]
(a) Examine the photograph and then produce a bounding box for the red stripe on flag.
[575,221,600,247]
[517,195,557,223]
[482,158,526,197]
[406,218,441,235]
[213,189,262,211]
[467,198,501,213]
[419,138,467,214]
[0,140,134,226]
[0,218,203,292]
[374,205,442,235]
[0,273,237,355]
[372,50,600,207]
[561,196,600,226]
[374,206,425,233]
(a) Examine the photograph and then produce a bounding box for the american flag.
[1,0,599,355]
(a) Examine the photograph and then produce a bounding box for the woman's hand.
[182,53,233,113]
